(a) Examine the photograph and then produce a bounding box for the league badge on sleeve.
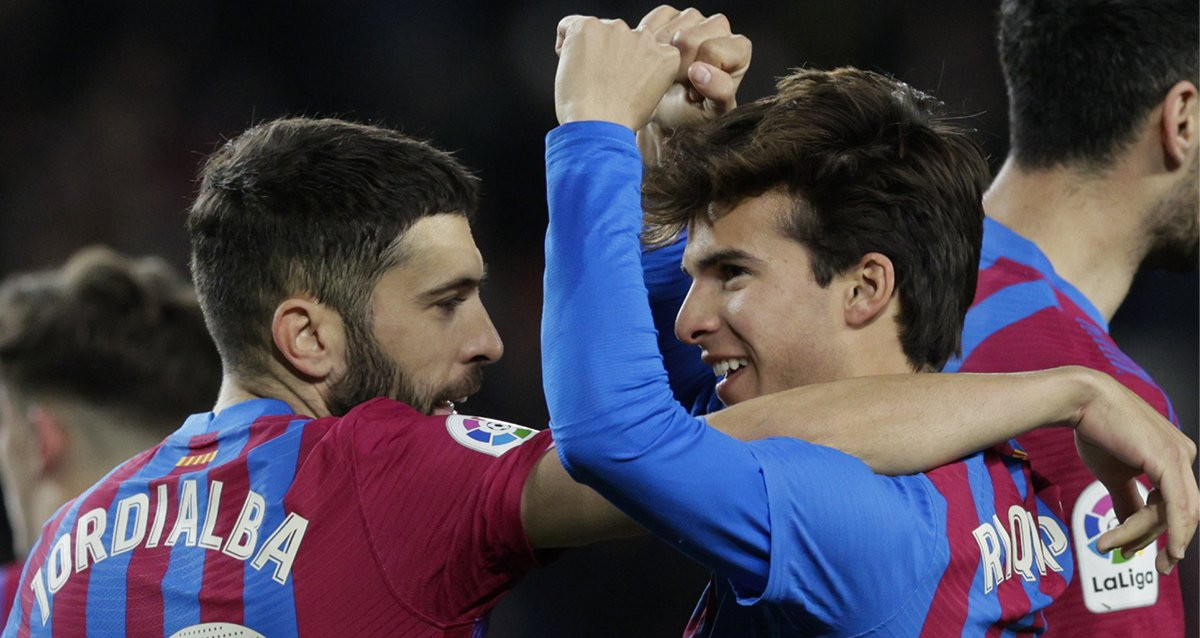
[1072,480,1158,613]
[446,414,537,457]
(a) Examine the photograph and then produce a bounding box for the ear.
[1160,80,1197,170]
[842,252,896,328]
[270,297,345,381]
[26,406,66,478]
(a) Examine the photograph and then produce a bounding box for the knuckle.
[708,13,731,30]
[696,38,722,57]
[676,29,703,50]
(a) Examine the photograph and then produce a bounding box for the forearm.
[706,367,1102,474]
[543,122,770,586]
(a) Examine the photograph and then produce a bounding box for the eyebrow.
[682,248,763,276]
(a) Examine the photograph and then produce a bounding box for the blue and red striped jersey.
[3,397,554,637]
[678,442,1073,637]
[0,562,21,626]
[947,217,1183,636]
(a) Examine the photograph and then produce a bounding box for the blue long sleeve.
[542,122,772,589]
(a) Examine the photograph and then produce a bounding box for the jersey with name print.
[2,397,554,637]
[947,217,1183,636]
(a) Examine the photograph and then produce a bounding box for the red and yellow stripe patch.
[176,450,217,467]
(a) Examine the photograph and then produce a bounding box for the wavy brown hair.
[644,67,989,371]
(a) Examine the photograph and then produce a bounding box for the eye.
[435,296,467,313]
[718,263,749,283]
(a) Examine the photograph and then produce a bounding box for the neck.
[984,156,1154,321]
[841,324,917,378]
[214,369,330,418]
[27,404,169,555]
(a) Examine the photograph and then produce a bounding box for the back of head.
[645,67,989,371]
[999,0,1199,169]
[0,246,220,426]
[188,117,480,377]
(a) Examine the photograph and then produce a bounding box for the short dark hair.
[188,117,480,375]
[999,0,1199,169]
[644,67,988,371]
[0,246,221,420]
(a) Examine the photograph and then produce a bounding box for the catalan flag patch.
[176,450,218,467]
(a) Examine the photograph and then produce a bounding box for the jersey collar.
[981,217,1110,332]
[175,397,297,439]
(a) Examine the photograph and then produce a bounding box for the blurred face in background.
[0,382,57,557]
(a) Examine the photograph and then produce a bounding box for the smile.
[711,358,749,378]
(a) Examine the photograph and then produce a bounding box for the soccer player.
[543,16,1199,635]
[4,12,1193,637]
[0,247,222,621]
[946,2,1198,634]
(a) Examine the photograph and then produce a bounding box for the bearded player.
[947,2,1198,633]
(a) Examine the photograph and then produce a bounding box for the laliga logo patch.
[446,415,536,457]
[1072,480,1158,613]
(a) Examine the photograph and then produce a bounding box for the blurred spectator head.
[0,245,220,554]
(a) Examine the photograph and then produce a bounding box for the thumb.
[688,62,737,114]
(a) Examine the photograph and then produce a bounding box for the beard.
[324,313,484,417]
[1142,155,1199,272]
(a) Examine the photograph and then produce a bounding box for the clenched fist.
[554,16,680,131]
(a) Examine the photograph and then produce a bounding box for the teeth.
[711,358,749,378]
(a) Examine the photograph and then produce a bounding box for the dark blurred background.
[0,1,1194,635]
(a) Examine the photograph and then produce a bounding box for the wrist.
[557,104,639,131]
[1049,365,1105,430]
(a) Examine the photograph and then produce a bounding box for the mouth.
[431,367,484,417]
[432,396,468,417]
[710,357,749,380]
[709,357,749,404]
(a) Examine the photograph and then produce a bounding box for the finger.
[672,14,733,57]
[687,62,737,114]
[1095,498,1166,557]
[1157,439,1200,564]
[694,34,752,78]
[1156,548,1178,575]
[670,14,733,79]
[556,15,592,55]
[637,5,680,34]
[653,7,706,45]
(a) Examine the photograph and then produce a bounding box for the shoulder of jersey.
[444,414,540,457]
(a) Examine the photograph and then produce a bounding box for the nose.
[674,282,720,346]
[465,300,505,364]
